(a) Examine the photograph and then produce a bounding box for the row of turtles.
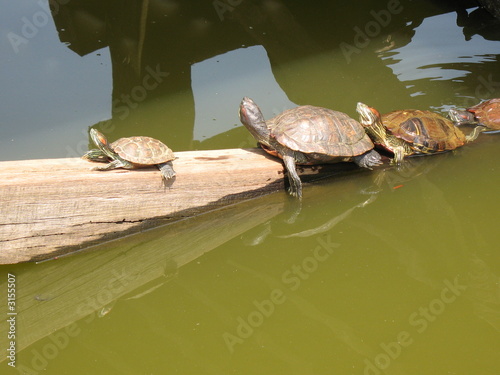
[239,97,500,198]
[82,98,500,199]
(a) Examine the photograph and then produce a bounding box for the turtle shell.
[268,105,374,157]
[467,98,500,129]
[382,110,466,152]
[111,136,175,165]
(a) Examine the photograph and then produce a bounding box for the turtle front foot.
[287,185,303,200]
[354,149,383,169]
[92,165,112,171]
[91,159,124,171]
[283,154,303,200]
[465,125,486,142]
[286,175,303,200]
[158,162,176,188]
[158,162,176,180]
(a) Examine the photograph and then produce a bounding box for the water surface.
[1,1,499,374]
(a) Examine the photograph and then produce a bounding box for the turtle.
[357,102,470,164]
[238,97,382,199]
[82,129,176,183]
[449,98,500,137]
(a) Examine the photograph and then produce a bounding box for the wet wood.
[0,148,351,264]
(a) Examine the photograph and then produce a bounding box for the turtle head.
[449,108,476,126]
[82,148,109,162]
[89,129,116,159]
[239,97,270,146]
[90,129,109,147]
[356,102,382,128]
[356,102,390,146]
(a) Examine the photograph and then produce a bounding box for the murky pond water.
[1,0,500,374]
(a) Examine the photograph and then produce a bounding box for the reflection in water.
[0,1,111,161]
[277,194,377,239]
[191,45,295,142]
[45,0,500,151]
[382,11,500,85]
[1,146,499,373]
[456,5,500,41]
[1,0,500,374]
[3,0,499,159]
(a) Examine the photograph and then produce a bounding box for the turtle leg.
[391,146,406,165]
[94,159,132,171]
[157,162,176,183]
[282,153,302,199]
[465,125,486,142]
[353,149,382,169]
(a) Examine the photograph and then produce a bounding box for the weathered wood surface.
[0,148,352,264]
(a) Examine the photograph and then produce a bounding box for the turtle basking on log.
[356,103,475,164]
[239,97,381,199]
[82,129,176,184]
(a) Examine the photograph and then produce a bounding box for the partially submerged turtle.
[239,97,381,199]
[357,103,469,164]
[449,98,500,136]
[82,129,176,183]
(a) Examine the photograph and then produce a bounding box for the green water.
[1,0,500,374]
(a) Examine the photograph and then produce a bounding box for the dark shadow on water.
[47,0,499,151]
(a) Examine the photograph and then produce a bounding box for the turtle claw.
[158,162,176,179]
[287,187,302,200]
[157,162,176,188]
[286,177,303,200]
[354,149,382,169]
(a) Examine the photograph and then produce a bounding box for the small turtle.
[449,98,500,137]
[357,103,469,164]
[82,129,176,183]
[239,97,381,199]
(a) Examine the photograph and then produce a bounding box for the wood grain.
[0,148,351,264]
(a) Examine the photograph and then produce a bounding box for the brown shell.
[382,110,466,152]
[111,136,174,165]
[268,105,374,157]
[468,98,500,129]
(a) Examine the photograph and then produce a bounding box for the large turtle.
[82,129,176,183]
[357,103,470,164]
[239,97,382,199]
[449,98,500,136]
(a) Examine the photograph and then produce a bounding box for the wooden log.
[0,148,355,264]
